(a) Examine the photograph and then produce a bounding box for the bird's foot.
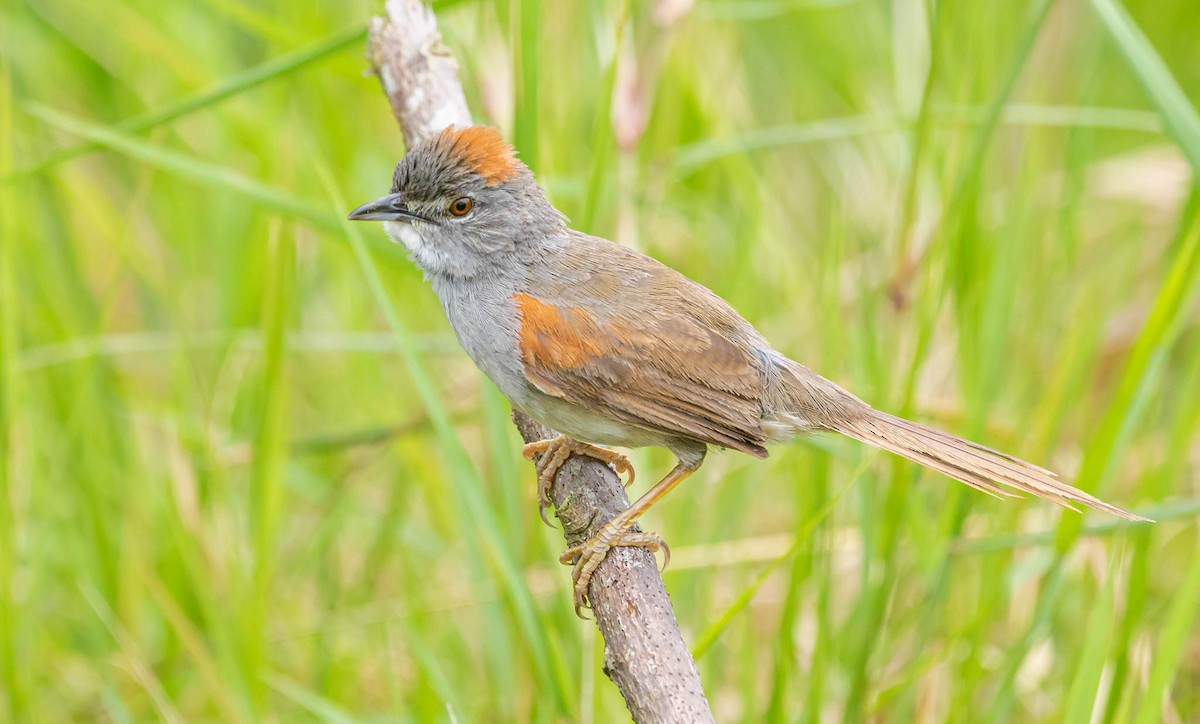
[559,523,669,617]
[522,435,635,526]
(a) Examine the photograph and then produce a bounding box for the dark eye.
[449,197,473,217]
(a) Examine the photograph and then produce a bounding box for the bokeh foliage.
[2,0,1199,720]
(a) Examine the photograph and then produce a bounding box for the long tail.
[830,410,1149,521]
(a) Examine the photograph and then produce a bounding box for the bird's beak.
[346,192,434,223]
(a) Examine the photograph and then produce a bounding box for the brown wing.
[514,237,769,457]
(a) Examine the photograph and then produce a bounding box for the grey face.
[348,131,565,280]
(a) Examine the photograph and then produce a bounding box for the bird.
[348,125,1149,614]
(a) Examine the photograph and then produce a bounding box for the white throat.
[384,220,425,253]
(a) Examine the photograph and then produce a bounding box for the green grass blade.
[672,115,899,173]
[26,104,342,231]
[1055,200,1200,550]
[1133,531,1200,724]
[0,34,24,721]
[1090,0,1200,175]
[1062,568,1116,722]
[263,674,362,724]
[242,221,293,712]
[5,26,365,180]
[575,1,631,234]
[943,0,1057,235]
[513,0,541,172]
[951,498,1198,554]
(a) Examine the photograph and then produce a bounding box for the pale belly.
[517,387,676,450]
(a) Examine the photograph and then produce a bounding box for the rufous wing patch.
[439,126,519,186]
[514,293,604,396]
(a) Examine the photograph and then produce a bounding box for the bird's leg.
[522,434,635,525]
[559,454,703,617]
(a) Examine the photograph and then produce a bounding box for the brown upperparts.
[511,288,770,458]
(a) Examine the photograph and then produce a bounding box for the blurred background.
[2,0,1199,720]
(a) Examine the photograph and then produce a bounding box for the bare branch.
[367,0,470,144]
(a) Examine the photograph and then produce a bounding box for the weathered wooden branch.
[365,2,713,721]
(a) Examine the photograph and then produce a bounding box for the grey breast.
[432,273,533,405]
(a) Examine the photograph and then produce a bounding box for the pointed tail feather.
[832,410,1150,522]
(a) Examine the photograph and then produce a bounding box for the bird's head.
[348,125,563,279]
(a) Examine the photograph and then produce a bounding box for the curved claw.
[536,465,556,528]
[611,457,635,488]
[573,595,590,619]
